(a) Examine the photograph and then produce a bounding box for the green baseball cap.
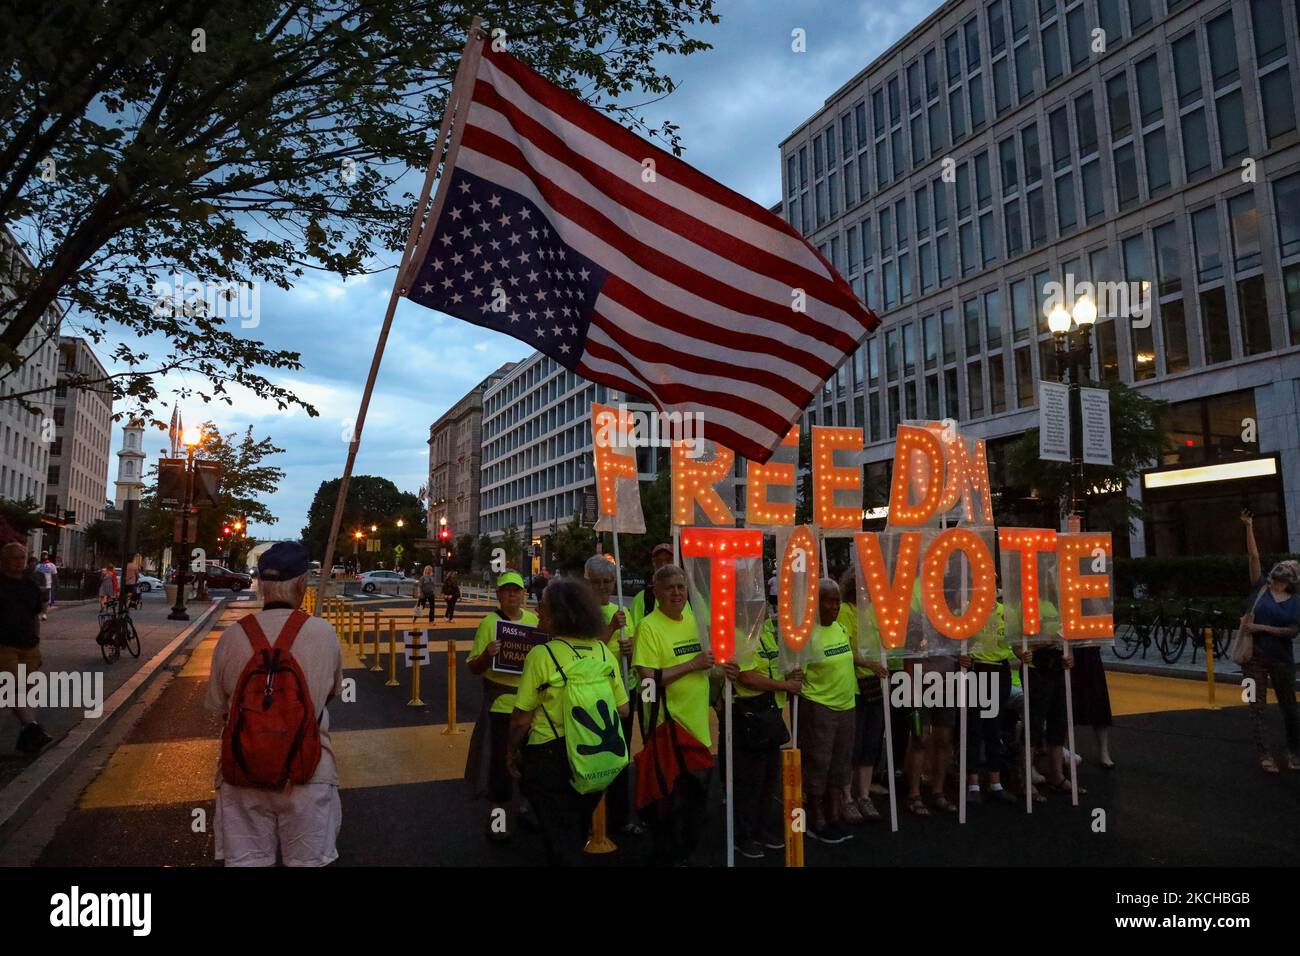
[496,571,525,590]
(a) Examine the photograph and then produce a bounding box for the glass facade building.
[781,0,1300,556]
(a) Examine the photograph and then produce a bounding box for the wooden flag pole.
[317,17,485,613]
[1022,635,1033,814]
[1064,640,1079,806]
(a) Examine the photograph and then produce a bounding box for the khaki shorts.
[0,645,41,676]
[215,782,341,867]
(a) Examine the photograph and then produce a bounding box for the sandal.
[1046,778,1087,795]
[928,794,959,813]
[907,796,931,816]
[1259,755,1280,774]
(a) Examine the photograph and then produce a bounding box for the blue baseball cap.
[258,542,311,581]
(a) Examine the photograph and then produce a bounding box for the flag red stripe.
[587,310,808,414]
[471,79,859,314]
[581,334,793,441]
[599,275,835,382]
[460,126,863,353]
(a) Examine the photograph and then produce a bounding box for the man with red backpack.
[205,542,343,866]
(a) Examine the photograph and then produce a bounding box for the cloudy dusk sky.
[99,0,937,541]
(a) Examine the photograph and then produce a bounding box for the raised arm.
[1243,510,1261,585]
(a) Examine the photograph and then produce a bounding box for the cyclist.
[98,563,119,608]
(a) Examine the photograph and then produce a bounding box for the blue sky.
[105,0,937,540]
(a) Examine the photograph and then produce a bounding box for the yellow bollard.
[386,620,399,687]
[584,796,618,854]
[1204,626,1218,709]
[407,628,427,706]
[441,639,465,734]
[782,748,804,868]
[370,611,383,672]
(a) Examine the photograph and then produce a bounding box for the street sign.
[1080,387,1114,466]
[193,462,222,508]
[1038,380,1071,462]
[403,631,430,666]
[158,458,187,507]
[581,490,598,527]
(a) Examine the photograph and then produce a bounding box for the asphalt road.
[9,594,1300,868]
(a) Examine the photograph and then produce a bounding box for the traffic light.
[439,526,451,542]
[222,525,232,536]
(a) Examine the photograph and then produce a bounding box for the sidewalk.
[0,592,220,789]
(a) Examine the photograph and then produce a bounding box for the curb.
[0,599,226,844]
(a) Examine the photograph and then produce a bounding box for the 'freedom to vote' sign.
[491,620,549,675]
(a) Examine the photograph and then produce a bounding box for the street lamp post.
[1048,296,1098,530]
[168,427,202,621]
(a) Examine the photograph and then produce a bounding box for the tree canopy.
[0,1,719,425]
[300,474,424,561]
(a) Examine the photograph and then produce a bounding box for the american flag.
[404,42,878,462]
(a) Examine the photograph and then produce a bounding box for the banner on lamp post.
[1079,387,1113,466]
[1038,380,1071,463]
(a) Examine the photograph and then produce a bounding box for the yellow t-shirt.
[736,617,786,708]
[514,637,629,746]
[601,601,627,658]
[971,602,1013,663]
[471,608,540,714]
[632,607,712,748]
[838,602,872,681]
[800,621,857,711]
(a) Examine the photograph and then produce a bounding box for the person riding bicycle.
[98,563,119,608]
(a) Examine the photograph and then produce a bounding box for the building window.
[1200,286,1233,364]
[1215,90,1249,163]
[1107,73,1132,139]
[1237,274,1271,356]
[1144,127,1170,196]
[1172,33,1202,108]
[1192,206,1223,282]
[1259,67,1297,145]
[1206,12,1239,90]
[1181,109,1211,177]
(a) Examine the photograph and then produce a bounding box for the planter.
[164,584,179,605]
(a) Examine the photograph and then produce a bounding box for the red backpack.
[220,611,322,789]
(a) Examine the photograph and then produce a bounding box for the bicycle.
[1112,599,1172,660]
[96,598,141,664]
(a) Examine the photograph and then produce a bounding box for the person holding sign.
[962,599,1017,804]
[584,554,642,837]
[628,543,692,639]
[838,568,888,823]
[465,571,540,841]
[507,579,629,867]
[633,564,715,866]
[798,579,859,845]
[733,611,800,858]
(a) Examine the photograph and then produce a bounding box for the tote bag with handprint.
[539,641,629,794]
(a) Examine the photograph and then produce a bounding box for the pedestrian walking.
[443,570,461,622]
[1240,511,1300,774]
[205,542,343,866]
[418,565,438,624]
[1,543,53,754]
[35,552,57,618]
[98,563,119,608]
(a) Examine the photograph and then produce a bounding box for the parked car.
[137,575,164,592]
[202,565,252,592]
[356,570,410,593]
[331,564,347,578]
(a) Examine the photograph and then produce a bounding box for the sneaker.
[40,613,47,621]
[1287,753,1300,772]
[737,839,765,860]
[990,787,1019,804]
[966,786,983,804]
[620,821,645,837]
[16,722,52,755]
[840,799,866,826]
[758,829,785,850]
[808,821,852,845]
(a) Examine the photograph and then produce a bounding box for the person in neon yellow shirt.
[628,542,693,641]
[959,600,1018,804]
[464,570,538,840]
[733,612,802,858]
[633,563,715,866]
[583,554,642,837]
[838,568,890,824]
[796,579,858,845]
[507,578,628,867]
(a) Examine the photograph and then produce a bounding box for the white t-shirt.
[205,608,343,787]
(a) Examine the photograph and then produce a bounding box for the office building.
[781,0,1300,556]
[0,229,61,555]
[427,362,516,541]
[47,336,113,567]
